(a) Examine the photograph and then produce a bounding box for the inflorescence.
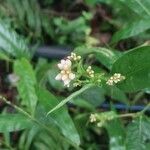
[106,73,125,86]
[55,52,126,128]
[55,53,125,88]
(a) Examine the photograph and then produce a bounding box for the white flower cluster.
[89,114,97,123]
[55,59,75,87]
[106,73,125,86]
[67,52,81,61]
[86,66,94,78]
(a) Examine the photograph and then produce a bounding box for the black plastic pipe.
[35,45,72,59]
[101,103,150,112]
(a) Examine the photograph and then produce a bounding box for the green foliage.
[52,12,92,46]
[126,116,150,150]
[112,46,150,92]
[14,58,37,114]
[111,19,150,43]
[0,21,30,59]
[120,0,150,18]
[0,0,43,37]
[104,85,128,104]
[111,0,150,43]
[0,0,93,46]
[36,87,80,145]
[74,46,121,69]
[0,0,150,149]
[47,84,93,115]
[105,119,125,150]
[0,114,31,132]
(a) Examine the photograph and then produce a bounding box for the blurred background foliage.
[0,0,149,47]
[0,0,150,150]
[0,0,94,46]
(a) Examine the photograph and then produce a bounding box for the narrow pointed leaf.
[47,84,93,115]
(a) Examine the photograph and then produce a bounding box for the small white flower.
[86,66,94,78]
[67,53,81,61]
[69,73,75,80]
[55,59,75,87]
[57,59,72,70]
[106,73,125,86]
[97,122,103,127]
[90,114,97,123]
[106,79,113,85]
[77,56,81,60]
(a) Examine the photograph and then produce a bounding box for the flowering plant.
[0,0,150,149]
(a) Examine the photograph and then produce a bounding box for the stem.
[0,96,82,150]
[132,91,144,105]
[140,102,150,114]
[118,113,137,118]
[47,84,94,115]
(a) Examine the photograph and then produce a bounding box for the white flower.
[55,59,75,87]
[67,53,81,61]
[86,66,94,78]
[97,122,103,127]
[57,59,72,70]
[106,73,125,86]
[90,114,97,123]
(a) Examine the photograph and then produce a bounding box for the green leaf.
[19,126,40,150]
[33,131,61,150]
[0,21,30,59]
[111,0,150,43]
[22,0,42,36]
[78,86,105,107]
[105,119,126,150]
[111,46,150,92]
[36,87,80,146]
[0,114,31,132]
[104,85,128,105]
[71,86,105,110]
[14,58,37,114]
[70,98,95,111]
[120,0,150,18]
[8,0,26,22]
[111,19,150,43]
[126,116,150,150]
[74,46,121,69]
[47,84,93,115]
[22,0,36,29]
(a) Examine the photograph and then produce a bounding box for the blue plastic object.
[101,103,150,112]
